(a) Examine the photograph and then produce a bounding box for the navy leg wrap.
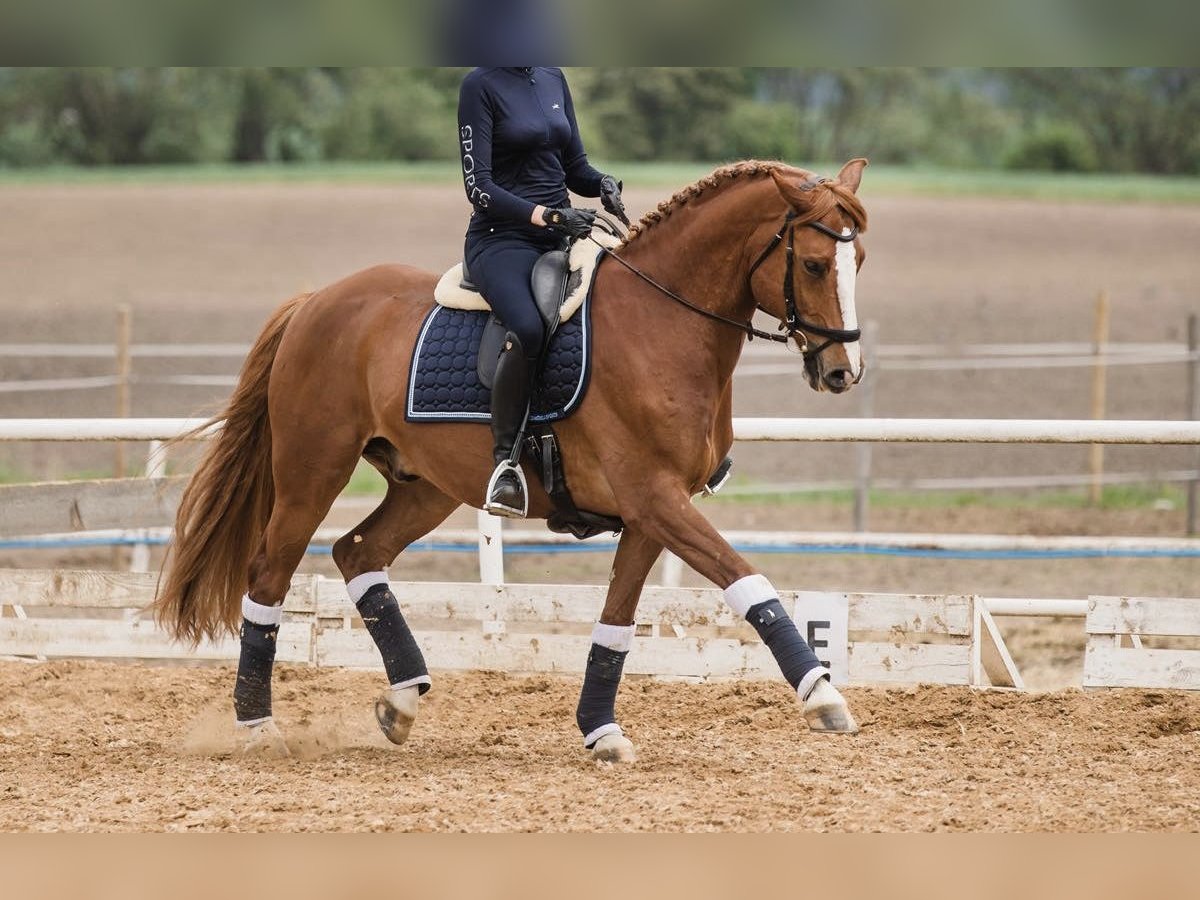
[356,584,430,694]
[233,619,277,722]
[747,599,823,691]
[575,644,627,746]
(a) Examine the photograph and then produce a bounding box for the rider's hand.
[599,175,630,226]
[541,206,596,239]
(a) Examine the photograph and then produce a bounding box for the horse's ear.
[836,158,868,194]
[770,169,820,212]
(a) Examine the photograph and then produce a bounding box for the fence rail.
[2,416,1198,444]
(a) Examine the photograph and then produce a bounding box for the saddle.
[461,246,571,388]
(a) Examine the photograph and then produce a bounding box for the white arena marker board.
[792,592,849,685]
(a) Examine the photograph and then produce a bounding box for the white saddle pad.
[434,225,621,324]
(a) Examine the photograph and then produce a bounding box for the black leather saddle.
[462,245,574,388]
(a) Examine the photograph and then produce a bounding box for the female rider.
[458,66,626,518]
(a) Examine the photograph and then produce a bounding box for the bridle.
[747,209,862,360]
[589,206,862,368]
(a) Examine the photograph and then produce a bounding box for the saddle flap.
[530,249,570,330]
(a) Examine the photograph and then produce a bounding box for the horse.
[154,158,871,761]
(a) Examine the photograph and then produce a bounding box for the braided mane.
[622,160,868,246]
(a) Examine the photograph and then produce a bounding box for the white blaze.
[833,227,861,377]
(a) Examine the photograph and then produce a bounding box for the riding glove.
[542,206,596,239]
[599,175,630,226]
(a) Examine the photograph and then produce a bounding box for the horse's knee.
[333,530,396,582]
[246,553,291,607]
[619,494,687,541]
[331,533,364,578]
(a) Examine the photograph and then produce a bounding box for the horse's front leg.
[618,475,858,735]
[574,527,663,763]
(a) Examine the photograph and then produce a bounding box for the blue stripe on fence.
[3,534,1199,560]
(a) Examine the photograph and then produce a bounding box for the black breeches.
[465,233,555,361]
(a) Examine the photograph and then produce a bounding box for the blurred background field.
[4,159,1200,206]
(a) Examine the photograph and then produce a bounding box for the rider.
[458,66,627,518]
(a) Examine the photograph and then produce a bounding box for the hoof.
[374,686,419,746]
[236,718,290,759]
[802,678,860,734]
[591,732,637,763]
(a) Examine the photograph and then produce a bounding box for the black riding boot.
[485,332,532,518]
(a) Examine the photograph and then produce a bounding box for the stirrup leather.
[484,460,529,518]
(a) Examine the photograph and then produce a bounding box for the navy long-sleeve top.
[458,67,604,236]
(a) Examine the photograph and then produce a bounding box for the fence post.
[853,320,879,533]
[477,509,505,585]
[1088,291,1110,506]
[660,552,684,588]
[129,440,167,573]
[1188,313,1199,536]
[114,304,133,479]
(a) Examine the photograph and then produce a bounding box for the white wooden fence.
[1,417,1198,691]
[5,569,1197,691]
[0,569,1022,688]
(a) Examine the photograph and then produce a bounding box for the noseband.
[748,209,862,360]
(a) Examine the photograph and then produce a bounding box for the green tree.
[1003,68,1200,174]
[323,68,462,161]
[571,68,751,161]
[230,68,340,163]
[0,68,241,166]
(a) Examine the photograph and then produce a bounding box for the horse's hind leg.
[617,475,859,735]
[235,429,362,756]
[574,526,663,763]
[331,478,461,745]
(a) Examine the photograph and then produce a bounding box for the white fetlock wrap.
[241,594,282,626]
[374,684,420,746]
[591,731,637,763]
[347,570,390,605]
[801,677,860,735]
[235,717,290,758]
[723,574,776,618]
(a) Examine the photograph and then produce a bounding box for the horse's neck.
[616,182,772,381]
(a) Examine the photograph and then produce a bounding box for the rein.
[590,237,787,344]
[589,209,862,358]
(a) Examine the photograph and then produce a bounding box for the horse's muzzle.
[822,367,855,393]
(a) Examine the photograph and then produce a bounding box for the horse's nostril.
[825,368,852,390]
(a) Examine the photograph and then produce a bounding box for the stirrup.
[484,460,529,518]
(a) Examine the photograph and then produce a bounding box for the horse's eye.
[803,260,825,277]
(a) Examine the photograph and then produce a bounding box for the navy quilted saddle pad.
[406,295,592,424]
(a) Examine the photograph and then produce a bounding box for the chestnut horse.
[155,158,870,761]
